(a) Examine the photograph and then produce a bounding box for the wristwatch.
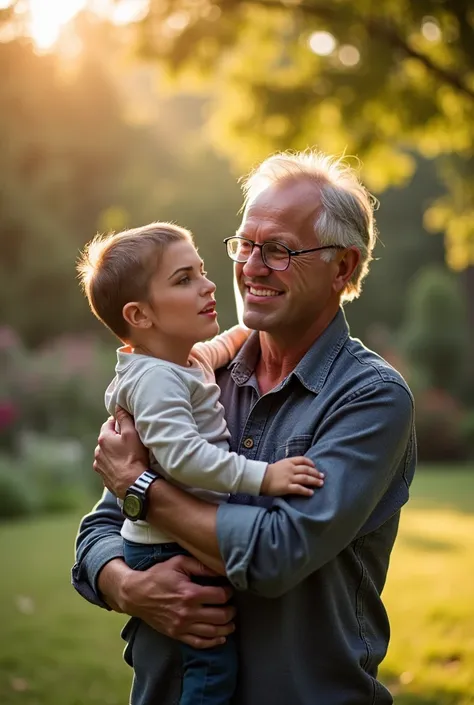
[122,470,159,522]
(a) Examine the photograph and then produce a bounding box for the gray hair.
[241,151,378,301]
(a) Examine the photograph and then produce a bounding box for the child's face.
[143,240,219,345]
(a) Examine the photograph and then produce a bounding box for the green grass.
[381,466,474,704]
[0,466,473,705]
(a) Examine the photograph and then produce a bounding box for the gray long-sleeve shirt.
[72,309,416,705]
[104,327,266,544]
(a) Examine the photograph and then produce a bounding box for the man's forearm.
[147,480,225,574]
[97,558,130,611]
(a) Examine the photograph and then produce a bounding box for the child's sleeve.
[192,325,251,370]
[125,365,267,495]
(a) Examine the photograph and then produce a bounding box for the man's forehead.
[243,178,321,231]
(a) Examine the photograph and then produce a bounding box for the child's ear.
[122,302,152,330]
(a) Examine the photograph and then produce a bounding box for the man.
[73,150,416,705]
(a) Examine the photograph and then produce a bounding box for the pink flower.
[0,401,19,429]
[0,327,21,352]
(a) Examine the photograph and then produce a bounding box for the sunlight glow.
[27,0,149,50]
[29,0,86,49]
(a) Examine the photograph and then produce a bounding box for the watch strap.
[133,469,159,494]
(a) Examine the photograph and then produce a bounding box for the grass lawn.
[1,466,473,705]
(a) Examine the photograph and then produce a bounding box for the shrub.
[0,458,39,520]
[460,410,474,461]
[0,434,96,521]
[415,389,468,463]
[399,265,468,396]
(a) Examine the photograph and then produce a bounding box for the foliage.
[0,14,246,345]
[0,442,90,520]
[139,0,474,268]
[0,8,466,351]
[0,325,115,454]
[414,389,468,463]
[399,264,469,394]
[0,462,38,519]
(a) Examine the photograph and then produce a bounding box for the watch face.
[123,494,142,520]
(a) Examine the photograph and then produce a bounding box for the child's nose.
[203,277,216,294]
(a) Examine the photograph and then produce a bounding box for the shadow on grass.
[398,533,459,553]
[410,496,474,516]
[394,694,464,705]
[409,468,474,516]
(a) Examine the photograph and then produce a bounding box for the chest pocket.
[271,434,313,462]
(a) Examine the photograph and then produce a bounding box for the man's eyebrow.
[236,231,299,248]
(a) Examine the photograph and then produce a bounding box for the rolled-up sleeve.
[217,380,415,598]
[72,488,125,609]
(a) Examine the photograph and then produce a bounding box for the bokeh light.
[338,44,360,67]
[308,31,336,56]
[422,17,441,41]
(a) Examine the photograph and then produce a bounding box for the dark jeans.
[123,539,237,705]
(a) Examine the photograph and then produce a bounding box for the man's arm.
[130,380,416,595]
[73,485,236,648]
[94,381,415,598]
[72,488,125,609]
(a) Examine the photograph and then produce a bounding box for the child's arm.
[192,325,251,371]
[124,365,322,496]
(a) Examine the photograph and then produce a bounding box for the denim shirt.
[72,309,416,705]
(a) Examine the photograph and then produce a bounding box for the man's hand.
[94,406,148,498]
[261,456,324,497]
[100,556,235,649]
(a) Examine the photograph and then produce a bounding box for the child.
[77,222,324,705]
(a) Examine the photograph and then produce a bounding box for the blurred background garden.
[0,0,473,703]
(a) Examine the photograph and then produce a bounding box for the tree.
[138,0,474,269]
[400,264,469,395]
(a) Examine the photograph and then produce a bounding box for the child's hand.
[260,456,324,497]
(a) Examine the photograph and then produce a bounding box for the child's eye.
[178,275,191,285]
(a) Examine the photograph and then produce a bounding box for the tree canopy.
[139,0,474,269]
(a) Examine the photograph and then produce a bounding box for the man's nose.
[242,246,270,276]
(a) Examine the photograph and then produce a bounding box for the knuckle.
[181,587,197,604]
[176,605,190,622]
[171,615,182,632]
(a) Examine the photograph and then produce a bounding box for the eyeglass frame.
[223,236,345,272]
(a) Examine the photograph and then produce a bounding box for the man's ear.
[333,247,360,293]
[122,301,152,330]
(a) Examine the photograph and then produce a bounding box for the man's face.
[235,179,339,335]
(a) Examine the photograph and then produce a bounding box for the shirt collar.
[229,308,350,393]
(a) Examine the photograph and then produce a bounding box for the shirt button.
[243,437,254,449]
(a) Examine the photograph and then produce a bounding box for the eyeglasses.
[223,236,344,272]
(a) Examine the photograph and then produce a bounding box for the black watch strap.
[122,470,159,522]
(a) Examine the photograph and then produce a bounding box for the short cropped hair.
[77,222,193,341]
[242,151,378,301]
